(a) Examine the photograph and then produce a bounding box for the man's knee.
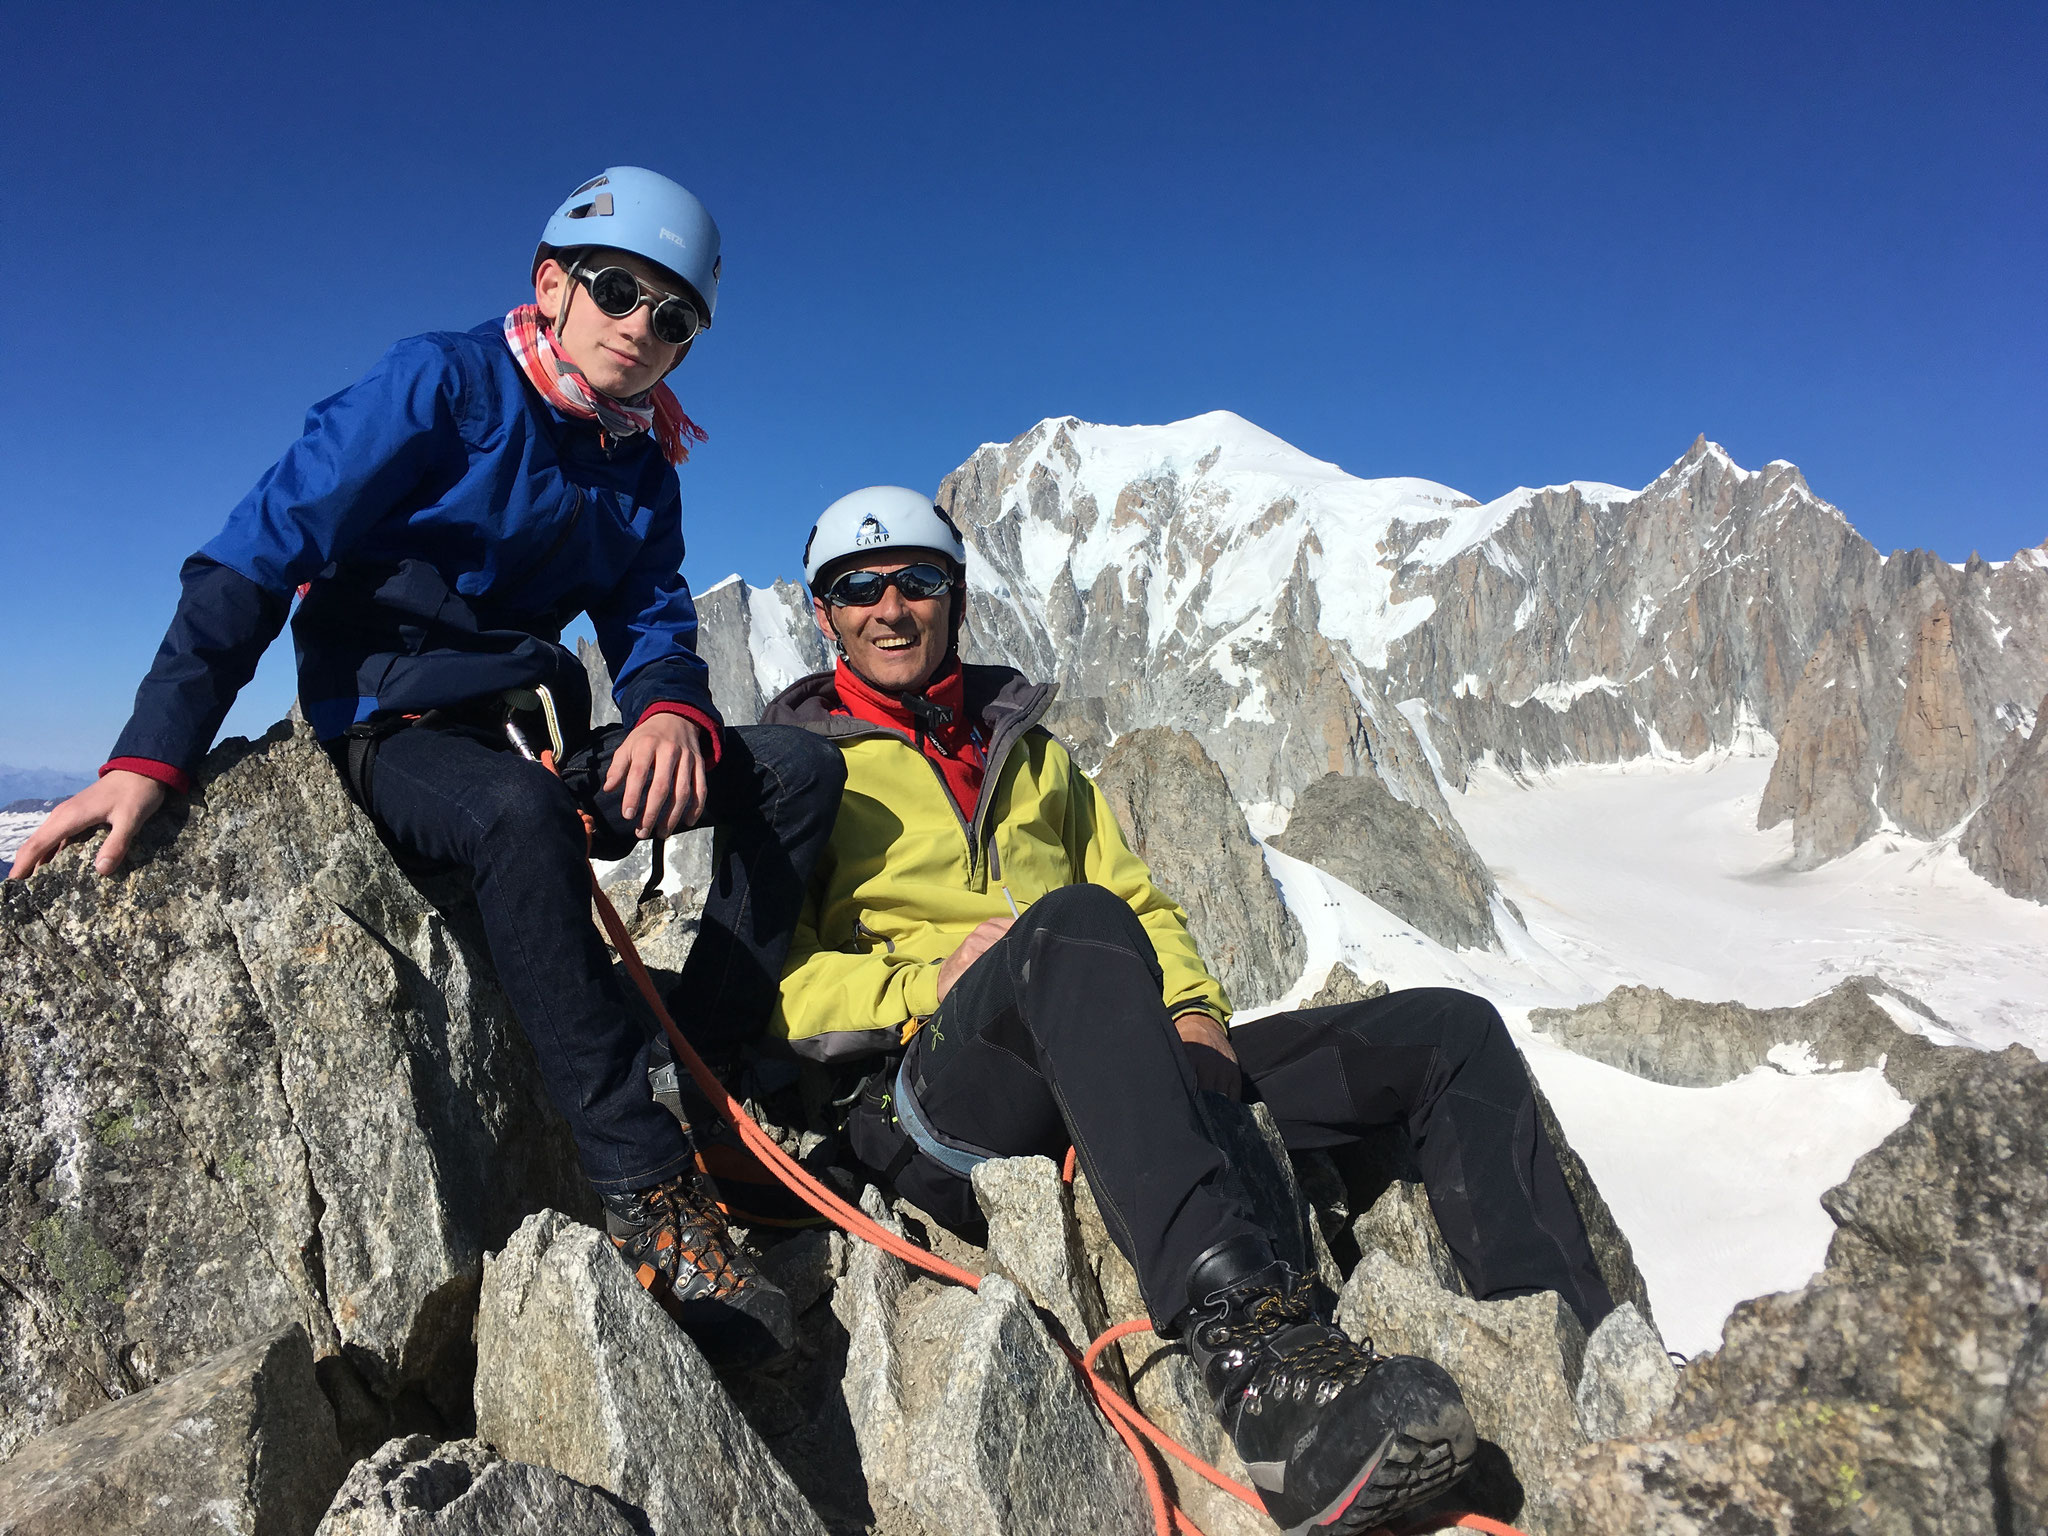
[1327,987,1515,1084]
[1429,989,1511,1065]
[1020,883,1155,955]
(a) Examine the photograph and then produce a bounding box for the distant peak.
[1660,436,1750,484]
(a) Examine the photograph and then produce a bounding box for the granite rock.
[473,1210,825,1536]
[1959,690,2048,903]
[1095,727,1306,1007]
[1304,963,1390,1008]
[0,724,592,1459]
[1337,1250,1588,1533]
[1548,1049,2048,1534]
[315,1436,642,1536]
[1573,1303,1677,1443]
[1271,771,1500,951]
[836,1188,1150,1536]
[0,1323,345,1536]
[1529,976,1979,1102]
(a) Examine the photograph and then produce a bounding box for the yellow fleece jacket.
[761,665,1231,1061]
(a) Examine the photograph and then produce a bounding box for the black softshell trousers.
[858,883,1613,1332]
[345,720,843,1195]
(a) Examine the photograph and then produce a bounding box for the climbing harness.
[538,745,1528,1536]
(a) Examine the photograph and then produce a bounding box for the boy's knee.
[473,760,582,844]
[785,728,846,797]
[749,724,846,800]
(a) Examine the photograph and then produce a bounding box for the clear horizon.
[3,1,2042,769]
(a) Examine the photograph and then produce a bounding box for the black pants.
[848,883,1613,1332]
[343,720,843,1194]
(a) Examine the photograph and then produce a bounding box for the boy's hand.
[937,916,1014,1003]
[6,771,169,881]
[1176,1012,1242,1098]
[605,713,710,838]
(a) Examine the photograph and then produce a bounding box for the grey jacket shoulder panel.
[760,664,1056,741]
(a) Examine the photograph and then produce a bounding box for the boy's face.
[813,553,957,694]
[534,249,693,399]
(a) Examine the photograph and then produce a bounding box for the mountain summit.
[688,413,2047,903]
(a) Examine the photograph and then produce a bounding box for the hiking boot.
[650,1054,829,1230]
[1179,1235,1476,1535]
[601,1171,797,1368]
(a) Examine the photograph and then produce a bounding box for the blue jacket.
[111,319,719,777]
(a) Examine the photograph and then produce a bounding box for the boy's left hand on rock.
[1176,1012,1242,1099]
[606,714,710,837]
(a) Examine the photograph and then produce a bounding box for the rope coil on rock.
[556,752,1523,1536]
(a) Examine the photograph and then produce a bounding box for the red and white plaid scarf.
[502,304,706,466]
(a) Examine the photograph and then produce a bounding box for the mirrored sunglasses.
[821,562,956,608]
[571,263,704,346]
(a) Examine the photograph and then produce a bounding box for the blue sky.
[2,1,2042,770]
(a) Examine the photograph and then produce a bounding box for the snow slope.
[1455,753,2048,1053]
[1240,747,2047,1355]
[0,811,43,872]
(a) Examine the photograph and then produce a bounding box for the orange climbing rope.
[553,752,1522,1536]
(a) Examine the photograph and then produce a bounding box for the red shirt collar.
[832,657,969,742]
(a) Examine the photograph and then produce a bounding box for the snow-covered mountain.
[698,410,2048,903]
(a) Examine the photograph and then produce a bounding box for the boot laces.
[1199,1269,1379,1411]
[612,1174,753,1302]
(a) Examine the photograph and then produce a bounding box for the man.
[760,485,1618,1533]
[10,167,843,1366]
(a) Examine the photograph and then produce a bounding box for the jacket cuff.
[902,960,943,1023]
[101,757,192,795]
[633,702,724,764]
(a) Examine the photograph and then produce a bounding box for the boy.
[11,167,843,1365]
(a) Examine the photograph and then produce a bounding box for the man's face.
[534,250,692,399]
[812,553,957,694]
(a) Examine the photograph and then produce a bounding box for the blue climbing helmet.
[534,166,721,327]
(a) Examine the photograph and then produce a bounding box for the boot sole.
[1285,1395,1478,1535]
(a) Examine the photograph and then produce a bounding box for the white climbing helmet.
[802,486,968,589]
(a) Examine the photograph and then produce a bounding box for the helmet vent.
[570,175,611,195]
[566,193,615,219]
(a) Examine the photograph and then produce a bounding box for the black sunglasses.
[569,263,704,346]
[821,563,956,608]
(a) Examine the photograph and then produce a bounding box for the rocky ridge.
[1549,1049,2048,1534]
[2,729,2041,1534]
[0,724,593,1465]
[1529,976,1986,1104]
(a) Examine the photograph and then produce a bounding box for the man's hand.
[936,916,1013,1004]
[604,713,710,838]
[6,771,169,881]
[1176,1012,1242,1099]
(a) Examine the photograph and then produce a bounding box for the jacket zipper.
[825,685,1053,887]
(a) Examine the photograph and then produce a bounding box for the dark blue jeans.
[348,721,843,1193]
